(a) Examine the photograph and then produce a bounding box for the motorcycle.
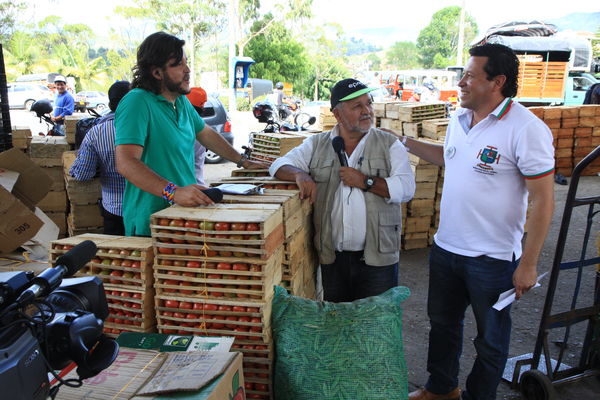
[30,99,58,136]
[252,101,316,133]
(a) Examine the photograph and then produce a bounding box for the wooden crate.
[220,192,311,239]
[373,102,386,117]
[250,132,306,158]
[62,151,102,205]
[421,118,449,140]
[412,164,440,183]
[155,295,273,344]
[104,286,156,336]
[150,204,285,260]
[153,246,283,302]
[230,168,271,177]
[51,235,154,291]
[69,204,103,228]
[29,136,71,166]
[64,113,89,144]
[397,103,446,122]
[516,61,567,99]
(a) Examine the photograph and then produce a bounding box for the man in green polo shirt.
[115,32,267,236]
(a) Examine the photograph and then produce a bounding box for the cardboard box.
[0,149,52,253]
[57,349,245,400]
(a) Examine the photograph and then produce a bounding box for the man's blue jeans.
[425,242,518,400]
[321,251,398,302]
[53,123,65,136]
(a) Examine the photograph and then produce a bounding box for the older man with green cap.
[269,78,415,301]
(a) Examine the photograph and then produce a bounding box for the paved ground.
[10,108,600,399]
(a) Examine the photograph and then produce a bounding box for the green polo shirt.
[115,88,205,236]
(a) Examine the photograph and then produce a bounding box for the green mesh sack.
[272,285,410,400]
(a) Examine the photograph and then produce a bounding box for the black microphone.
[332,136,348,167]
[16,240,97,305]
[203,188,223,203]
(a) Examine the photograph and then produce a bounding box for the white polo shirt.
[434,98,555,261]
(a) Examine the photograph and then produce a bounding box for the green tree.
[4,31,41,78]
[299,23,349,100]
[233,0,313,56]
[366,53,382,71]
[385,41,421,69]
[0,0,25,42]
[245,18,311,95]
[116,0,226,85]
[416,6,478,68]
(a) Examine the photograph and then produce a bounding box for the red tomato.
[184,220,199,229]
[211,314,226,329]
[232,305,247,313]
[179,301,193,310]
[204,304,218,311]
[246,223,260,231]
[218,305,232,311]
[157,247,174,255]
[217,262,232,270]
[158,218,170,226]
[188,248,203,256]
[169,219,185,227]
[179,281,194,295]
[164,300,179,308]
[193,302,204,311]
[232,263,249,271]
[174,248,187,255]
[214,222,231,231]
[231,223,247,231]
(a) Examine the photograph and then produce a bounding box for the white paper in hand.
[493,272,548,311]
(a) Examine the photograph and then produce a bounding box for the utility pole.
[456,0,466,66]
[228,0,237,113]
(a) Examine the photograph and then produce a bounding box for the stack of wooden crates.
[374,101,448,250]
[49,234,156,337]
[150,205,285,400]
[528,105,600,176]
[62,151,103,235]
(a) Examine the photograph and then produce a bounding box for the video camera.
[0,241,119,400]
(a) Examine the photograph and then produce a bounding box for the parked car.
[74,91,109,112]
[7,82,54,110]
[200,94,233,163]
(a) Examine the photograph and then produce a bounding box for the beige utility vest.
[308,128,402,266]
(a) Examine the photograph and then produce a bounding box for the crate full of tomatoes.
[51,235,154,291]
[150,204,284,261]
[155,296,273,343]
[218,192,312,240]
[104,287,155,337]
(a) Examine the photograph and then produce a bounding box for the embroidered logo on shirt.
[474,145,500,175]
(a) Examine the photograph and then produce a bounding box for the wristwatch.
[363,176,375,192]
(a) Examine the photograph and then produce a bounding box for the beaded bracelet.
[162,182,177,205]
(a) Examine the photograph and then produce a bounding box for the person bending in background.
[115,32,267,237]
[270,78,415,302]
[69,81,131,235]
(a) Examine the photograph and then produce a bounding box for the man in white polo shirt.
[395,44,555,400]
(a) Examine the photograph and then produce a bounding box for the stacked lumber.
[29,136,71,236]
[50,234,156,337]
[64,112,89,145]
[150,204,285,400]
[249,132,306,163]
[61,151,103,236]
[421,118,449,141]
[529,105,600,176]
[376,102,447,139]
[10,125,32,152]
[320,105,336,131]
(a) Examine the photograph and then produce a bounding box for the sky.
[20,0,600,48]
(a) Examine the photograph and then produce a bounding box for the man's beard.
[164,75,190,95]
